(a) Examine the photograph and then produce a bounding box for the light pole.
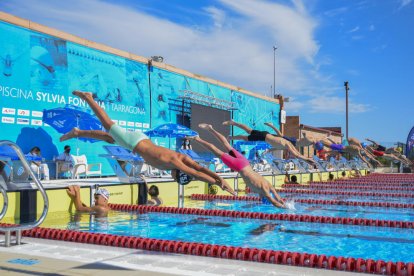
[344,81,350,140]
[273,46,277,97]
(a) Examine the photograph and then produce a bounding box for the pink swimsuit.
[221,149,250,172]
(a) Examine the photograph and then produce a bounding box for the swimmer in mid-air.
[188,123,286,208]
[60,91,235,195]
[223,120,317,166]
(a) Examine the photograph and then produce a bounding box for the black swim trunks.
[376,145,386,152]
[247,130,269,141]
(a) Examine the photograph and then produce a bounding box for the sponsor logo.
[17,118,30,125]
[127,121,135,127]
[32,111,43,117]
[17,166,25,176]
[18,109,30,116]
[2,117,15,124]
[127,128,134,132]
[143,123,150,128]
[135,122,142,127]
[31,119,43,126]
[2,107,15,115]
[119,120,126,126]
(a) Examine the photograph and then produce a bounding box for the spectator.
[55,145,74,177]
[66,185,110,215]
[27,146,49,181]
[284,173,298,184]
[328,173,335,181]
[147,185,163,206]
[181,138,192,150]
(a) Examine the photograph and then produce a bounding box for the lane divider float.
[109,202,414,229]
[0,224,407,275]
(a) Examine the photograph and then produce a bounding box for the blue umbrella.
[42,105,103,143]
[144,123,198,138]
[145,123,198,149]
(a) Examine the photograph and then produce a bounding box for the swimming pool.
[184,199,414,221]
[19,173,414,274]
[40,210,414,264]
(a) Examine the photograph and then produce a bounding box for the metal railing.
[0,185,8,221]
[0,140,49,247]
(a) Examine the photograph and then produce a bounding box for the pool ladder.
[0,140,49,247]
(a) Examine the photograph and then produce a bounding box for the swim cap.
[315,142,324,151]
[175,170,193,185]
[361,142,367,148]
[95,188,110,200]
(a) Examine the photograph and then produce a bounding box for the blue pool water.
[279,193,414,204]
[184,199,414,221]
[56,211,414,263]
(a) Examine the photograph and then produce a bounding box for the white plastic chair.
[213,158,230,173]
[72,155,102,178]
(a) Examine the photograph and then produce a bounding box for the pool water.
[279,193,414,204]
[44,211,414,263]
[184,199,414,221]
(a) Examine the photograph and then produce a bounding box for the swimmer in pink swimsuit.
[188,124,286,208]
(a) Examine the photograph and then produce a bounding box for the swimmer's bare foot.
[72,90,93,100]
[198,123,213,130]
[222,120,234,126]
[185,135,199,141]
[60,127,80,142]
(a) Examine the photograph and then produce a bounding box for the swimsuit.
[221,148,250,172]
[282,136,297,146]
[109,124,149,151]
[247,130,269,141]
[373,150,384,157]
[330,144,344,151]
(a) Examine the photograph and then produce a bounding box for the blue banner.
[406,127,414,159]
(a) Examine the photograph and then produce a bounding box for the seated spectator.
[340,171,347,179]
[328,173,335,181]
[66,185,110,215]
[27,146,49,181]
[181,138,193,150]
[147,185,163,206]
[55,145,74,177]
[284,173,298,184]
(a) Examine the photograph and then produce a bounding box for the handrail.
[0,140,49,243]
[0,185,8,221]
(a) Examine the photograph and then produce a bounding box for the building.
[285,116,342,157]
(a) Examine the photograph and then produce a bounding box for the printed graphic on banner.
[30,35,68,93]
[18,109,30,116]
[406,126,414,159]
[2,107,15,115]
[2,116,15,124]
[0,22,31,87]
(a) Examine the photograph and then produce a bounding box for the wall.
[0,12,281,176]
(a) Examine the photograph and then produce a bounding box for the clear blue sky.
[1,0,413,145]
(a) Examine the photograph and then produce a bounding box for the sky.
[1,0,413,145]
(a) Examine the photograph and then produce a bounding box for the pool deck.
[0,236,358,276]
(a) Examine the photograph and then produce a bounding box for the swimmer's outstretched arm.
[264,122,282,137]
[365,138,379,146]
[60,127,115,143]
